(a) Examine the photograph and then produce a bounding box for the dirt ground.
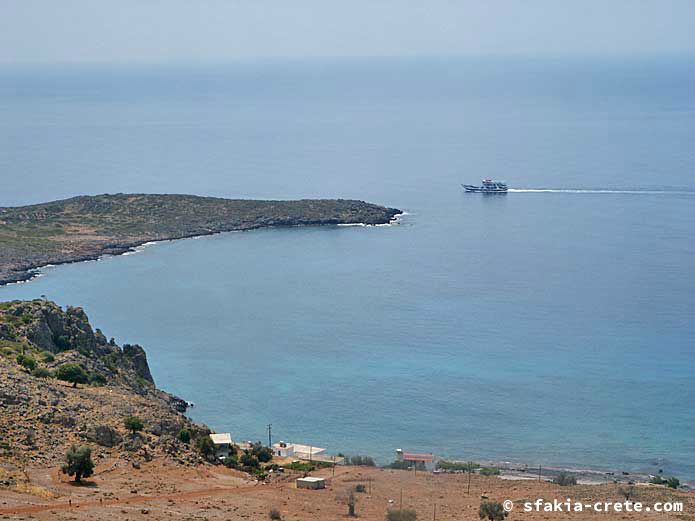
[0,461,693,521]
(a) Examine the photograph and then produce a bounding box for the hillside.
[1,300,693,520]
[0,194,401,284]
[0,299,209,470]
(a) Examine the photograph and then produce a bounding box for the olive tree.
[61,445,95,482]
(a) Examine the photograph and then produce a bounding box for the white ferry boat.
[462,179,508,194]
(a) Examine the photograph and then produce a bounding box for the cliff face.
[0,300,208,469]
[1,300,154,388]
[0,194,402,284]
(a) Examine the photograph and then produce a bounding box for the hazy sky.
[2,0,695,64]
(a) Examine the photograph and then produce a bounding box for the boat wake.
[508,188,695,195]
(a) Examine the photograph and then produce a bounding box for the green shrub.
[480,467,500,476]
[347,455,376,466]
[436,460,479,472]
[123,415,144,434]
[666,476,680,489]
[553,472,577,486]
[61,445,94,482]
[240,451,260,469]
[283,461,315,472]
[386,508,417,521]
[16,354,37,371]
[479,501,508,521]
[250,441,273,463]
[269,508,282,520]
[385,460,412,470]
[177,429,191,444]
[89,373,107,386]
[102,352,121,372]
[196,435,215,458]
[54,363,89,387]
[355,484,367,493]
[31,366,51,378]
[224,454,239,468]
[41,351,55,363]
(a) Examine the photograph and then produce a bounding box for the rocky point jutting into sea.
[0,299,208,468]
[0,193,401,286]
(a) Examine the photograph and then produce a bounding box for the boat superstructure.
[462,179,508,193]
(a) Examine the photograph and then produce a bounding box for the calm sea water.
[1,57,694,479]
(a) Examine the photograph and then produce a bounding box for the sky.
[2,0,695,64]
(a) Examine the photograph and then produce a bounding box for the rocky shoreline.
[0,193,402,286]
[0,300,211,468]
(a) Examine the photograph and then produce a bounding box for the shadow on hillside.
[67,479,98,488]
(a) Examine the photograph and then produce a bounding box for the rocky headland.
[0,193,401,285]
[0,299,209,471]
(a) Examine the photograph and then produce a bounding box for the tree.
[16,354,37,371]
[196,435,215,459]
[348,455,376,466]
[123,415,144,435]
[177,429,191,444]
[666,476,680,489]
[479,501,508,521]
[61,445,94,482]
[224,453,239,468]
[240,450,260,469]
[31,366,51,378]
[250,441,273,463]
[54,363,89,387]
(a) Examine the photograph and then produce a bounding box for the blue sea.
[1,56,694,480]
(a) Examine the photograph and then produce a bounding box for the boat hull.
[462,184,508,194]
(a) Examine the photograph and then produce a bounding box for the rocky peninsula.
[0,300,208,470]
[0,193,401,285]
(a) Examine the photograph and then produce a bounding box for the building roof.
[209,433,233,445]
[273,442,326,454]
[402,452,434,462]
[296,477,325,483]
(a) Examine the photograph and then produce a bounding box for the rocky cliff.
[0,300,209,469]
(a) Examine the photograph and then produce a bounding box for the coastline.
[0,194,402,286]
[1,211,405,287]
[2,199,690,487]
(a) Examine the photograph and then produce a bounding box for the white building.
[273,441,326,460]
[296,476,326,489]
[209,433,234,459]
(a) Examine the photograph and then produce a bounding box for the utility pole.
[538,465,542,482]
[333,455,336,477]
[267,424,272,447]
[433,503,437,521]
[399,488,403,513]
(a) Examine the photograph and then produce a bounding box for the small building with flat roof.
[209,433,234,460]
[296,476,326,489]
[395,449,435,471]
[273,441,326,460]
